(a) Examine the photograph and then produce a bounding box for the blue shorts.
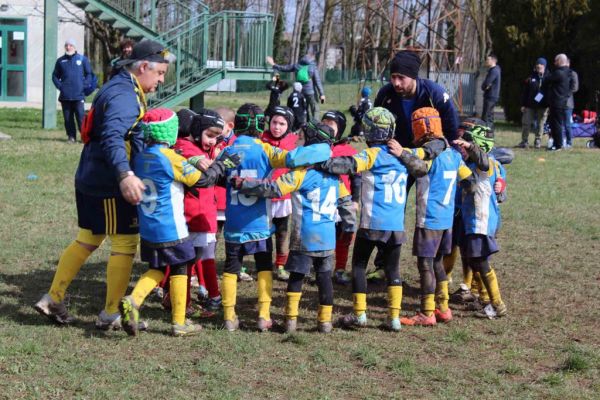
[460,234,499,259]
[76,190,138,235]
[285,251,334,275]
[141,239,196,270]
[412,227,453,258]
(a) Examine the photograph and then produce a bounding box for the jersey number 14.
[306,186,337,222]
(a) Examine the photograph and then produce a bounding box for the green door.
[0,18,27,101]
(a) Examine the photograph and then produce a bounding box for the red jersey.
[215,132,237,212]
[174,138,217,233]
[261,130,298,201]
[332,142,357,193]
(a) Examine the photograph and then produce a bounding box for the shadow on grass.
[1,256,424,336]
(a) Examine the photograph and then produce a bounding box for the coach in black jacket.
[481,54,501,128]
[517,58,549,148]
[545,54,571,151]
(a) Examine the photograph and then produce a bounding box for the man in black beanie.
[374,50,459,147]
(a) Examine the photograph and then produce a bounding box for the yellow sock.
[49,241,92,303]
[483,269,503,307]
[130,269,165,307]
[422,294,435,316]
[443,246,458,276]
[387,286,402,319]
[436,280,449,312]
[463,264,473,288]
[221,272,238,321]
[105,254,134,314]
[169,274,188,326]
[286,292,302,320]
[257,271,273,321]
[353,293,367,316]
[318,305,333,323]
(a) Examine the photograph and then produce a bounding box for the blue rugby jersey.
[461,155,502,236]
[222,136,331,243]
[353,145,409,232]
[134,144,202,244]
[413,147,472,230]
[277,169,347,252]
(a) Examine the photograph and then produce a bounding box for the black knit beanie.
[389,51,421,79]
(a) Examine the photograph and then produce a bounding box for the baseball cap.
[116,40,173,67]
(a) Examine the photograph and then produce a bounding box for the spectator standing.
[267,54,325,121]
[287,82,308,131]
[481,54,501,128]
[52,39,93,143]
[517,57,549,149]
[265,74,290,119]
[109,39,135,80]
[545,54,571,151]
[564,58,579,149]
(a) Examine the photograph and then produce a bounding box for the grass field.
[1,101,599,399]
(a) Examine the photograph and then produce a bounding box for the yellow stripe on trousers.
[104,198,117,235]
[104,199,110,235]
[111,198,117,235]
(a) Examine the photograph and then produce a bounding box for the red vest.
[332,142,358,193]
[174,138,217,233]
[261,130,298,201]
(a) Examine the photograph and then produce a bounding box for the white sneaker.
[238,271,253,282]
[95,310,122,330]
[476,303,497,319]
[34,294,73,325]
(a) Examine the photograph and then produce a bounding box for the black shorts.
[451,212,464,248]
[76,190,138,235]
[412,227,453,258]
[285,251,334,275]
[141,239,196,270]
[356,228,407,246]
[224,238,273,274]
[460,234,499,259]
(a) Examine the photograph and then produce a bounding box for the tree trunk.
[317,0,336,73]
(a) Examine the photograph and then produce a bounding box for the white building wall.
[0,0,84,103]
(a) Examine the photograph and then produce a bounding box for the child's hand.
[188,155,212,171]
[230,176,245,189]
[219,152,241,169]
[453,139,472,150]
[387,139,403,157]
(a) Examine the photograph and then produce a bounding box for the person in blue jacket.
[52,39,93,143]
[374,50,459,148]
[35,40,177,331]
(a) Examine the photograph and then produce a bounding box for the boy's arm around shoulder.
[234,168,307,198]
[388,139,428,177]
[465,143,490,172]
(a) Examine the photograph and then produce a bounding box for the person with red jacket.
[321,111,361,285]
[173,108,226,312]
[261,106,298,281]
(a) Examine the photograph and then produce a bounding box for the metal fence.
[234,69,477,114]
